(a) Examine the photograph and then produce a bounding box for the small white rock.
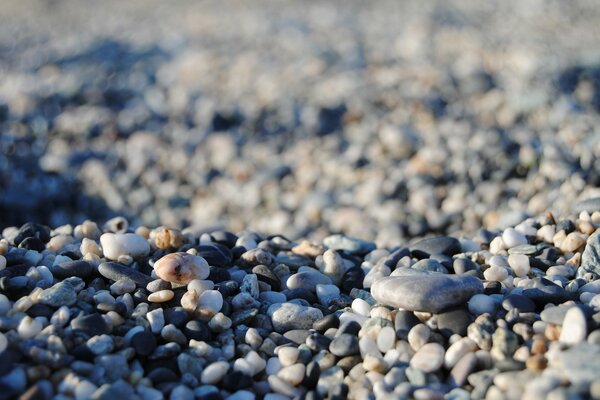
[188,279,214,295]
[198,290,223,315]
[17,316,43,339]
[410,342,445,373]
[508,254,530,277]
[278,346,299,367]
[316,284,340,306]
[0,294,10,315]
[0,255,6,271]
[376,326,396,354]
[444,337,477,369]
[201,361,229,384]
[502,228,528,248]
[352,298,371,317]
[148,290,175,303]
[408,324,430,351]
[100,232,150,260]
[468,294,497,315]
[484,266,509,282]
[0,333,7,353]
[559,307,587,345]
[147,308,165,334]
[277,363,305,386]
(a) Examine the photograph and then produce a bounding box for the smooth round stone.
[376,326,396,353]
[408,324,430,351]
[278,363,306,386]
[50,260,93,279]
[316,284,340,306]
[557,343,600,385]
[522,278,570,306]
[100,233,150,260]
[395,311,420,340]
[468,294,497,315]
[0,333,6,353]
[320,249,345,285]
[196,244,232,268]
[330,334,360,357]
[371,275,483,313]
[483,266,509,282]
[154,252,209,284]
[559,307,587,345]
[352,298,371,317]
[197,290,223,314]
[146,279,172,293]
[111,278,136,295]
[147,308,165,334]
[188,279,214,295]
[313,314,340,333]
[437,308,472,337]
[260,291,287,304]
[502,228,528,248]
[453,258,479,275]
[17,316,42,339]
[410,236,462,258]
[201,361,229,384]
[87,334,114,355]
[323,234,376,255]
[184,320,211,341]
[411,259,448,274]
[267,303,324,333]
[252,264,281,291]
[502,294,536,313]
[508,254,530,278]
[278,347,300,367]
[286,270,332,292]
[444,338,477,369]
[410,342,445,373]
[148,290,175,303]
[131,331,157,356]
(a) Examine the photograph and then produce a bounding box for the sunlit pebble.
[148,290,175,303]
[153,252,209,284]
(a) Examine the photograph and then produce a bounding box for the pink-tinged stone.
[154,252,209,284]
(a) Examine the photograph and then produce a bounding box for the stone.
[38,281,78,307]
[319,249,345,285]
[502,228,528,248]
[131,331,157,356]
[437,308,473,337]
[267,302,324,333]
[286,270,332,292]
[522,278,570,306]
[468,294,497,315]
[410,236,462,258]
[410,342,445,373]
[408,324,430,351]
[201,361,229,384]
[197,244,232,268]
[87,334,114,355]
[507,254,530,277]
[449,352,478,387]
[581,231,600,276]
[98,262,152,286]
[50,260,93,279]
[502,294,536,313]
[71,313,110,336]
[252,265,281,291]
[316,284,340,306]
[154,252,210,284]
[240,274,260,299]
[278,363,306,386]
[147,290,175,303]
[559,306,587,345]
[197,290,223,315]
[100,233,150,260]
[371,275,483,313]
[330,334,360,357]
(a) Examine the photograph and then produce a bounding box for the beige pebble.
[80,238,102,257]
[152,227,185,249]
[148,290,175,303]
[560,232,586,253]
[154,252,209,284]
[0,239,9,255]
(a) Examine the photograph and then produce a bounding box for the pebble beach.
[2,1,600,399]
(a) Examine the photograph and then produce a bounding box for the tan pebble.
[526,355,547,371]
[81,238,102,257]
[117,255,133,265]
[135,226,151,239]
[181,290,199,313]
[0,239,8,255]
[291,240,325,258]
[531,338,547,355]
[592,211,600,225]
[47,235,75,251]
[578,220,595,235]
[153,227,185,249]
[552,230,567,249]
[560,232,586,253]
[148,290,175,303]
[74,220,102,240]
[566,252,581,266]
[545,324,561,341]
[154,252,209,284]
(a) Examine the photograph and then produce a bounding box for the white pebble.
[198,290,223,315]
[489,236,506,254]
[188,279,214,295]
[245,350,266,375]
[18,316,43,339]
[408,324,430,351]
[0,294,10,315]
[484,266,509,281]
[75,380,98,400]
[444,338,477,368]
[316,284,340,306]
[559,307,587,345]
[100,232,150,260]
[148,290,175,303]
[352,298,371,317]
[502,228,528,248]
[410,342,445,373]
[376,326,396,353]
[201,361,229,384]
[233,358,255,376]
[278,346,299,367]
[147,308,165,334]
[359,336,381,358]
[508,254,530,277]
[278,363,305,386]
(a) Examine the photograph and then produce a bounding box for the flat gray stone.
[371,274,483,313]
[580,231,600,277]
[557,343,600,385]
[267,302,323,333]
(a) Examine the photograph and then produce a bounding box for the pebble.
[154,252,210,284]
[147,308,165,334]
[410,236,462,258]
[371,274,483,313]
[330,333,360,357]
[507,254,530,277]
[100,233,150,260]
[286,270,332,291]
[323,235,375,255]
[87,334,114,355]
[502,228,528,248]
[559,306,587,345]
[38,281,78,307]
[410,342,445,372]
[98,262,152,286]
[267,302,323,333]
[50,260,93,279]
[468,294,497,315]
[147,289,175,303]
[319,249,345,285]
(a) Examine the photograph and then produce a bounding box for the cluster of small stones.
[2,209,600,400]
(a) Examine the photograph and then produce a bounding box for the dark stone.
[13,223,51,246]
[522,277,571,306]
[130,331,157,357]
[453,258,479,275]
[410,236,462,259]
[146,279,171,293]
[231,246,246,260]
[285,288,318,304]
[51,260,94,279]
[98,262,151,286]
[197,244,232,268]
[222,371,253,390]
[303,361,321,389]
[163,307,188,328]
[252,264,280,291]
[337,355,362,373]
[17,379,53,400]
[284,330,311,345]
[71,313,110,336]
[337,321,361,337]
[214,280,238,297]
[483,281,502,295]
[0,350,22,376]
[394,311,420,340]
[146,368,179,384]
[383,247,410,268]
[18,237,45,251]
[26,303,55,318]
[305,332,332,353]
[313,314,339,333]
[502,294,536,313]
[184,320,211,341]
[329,334,359,357]
[437,308,472,337]
[210,231,239,249]
[208,267,231,284]
[556,219,576,234]
[341,267,364,293]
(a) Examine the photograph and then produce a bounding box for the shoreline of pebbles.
[2,209,600,400]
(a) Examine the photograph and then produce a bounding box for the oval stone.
[154,252,209,284]
[371,275,483,313]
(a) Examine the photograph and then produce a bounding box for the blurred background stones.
[1,0,600,246]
